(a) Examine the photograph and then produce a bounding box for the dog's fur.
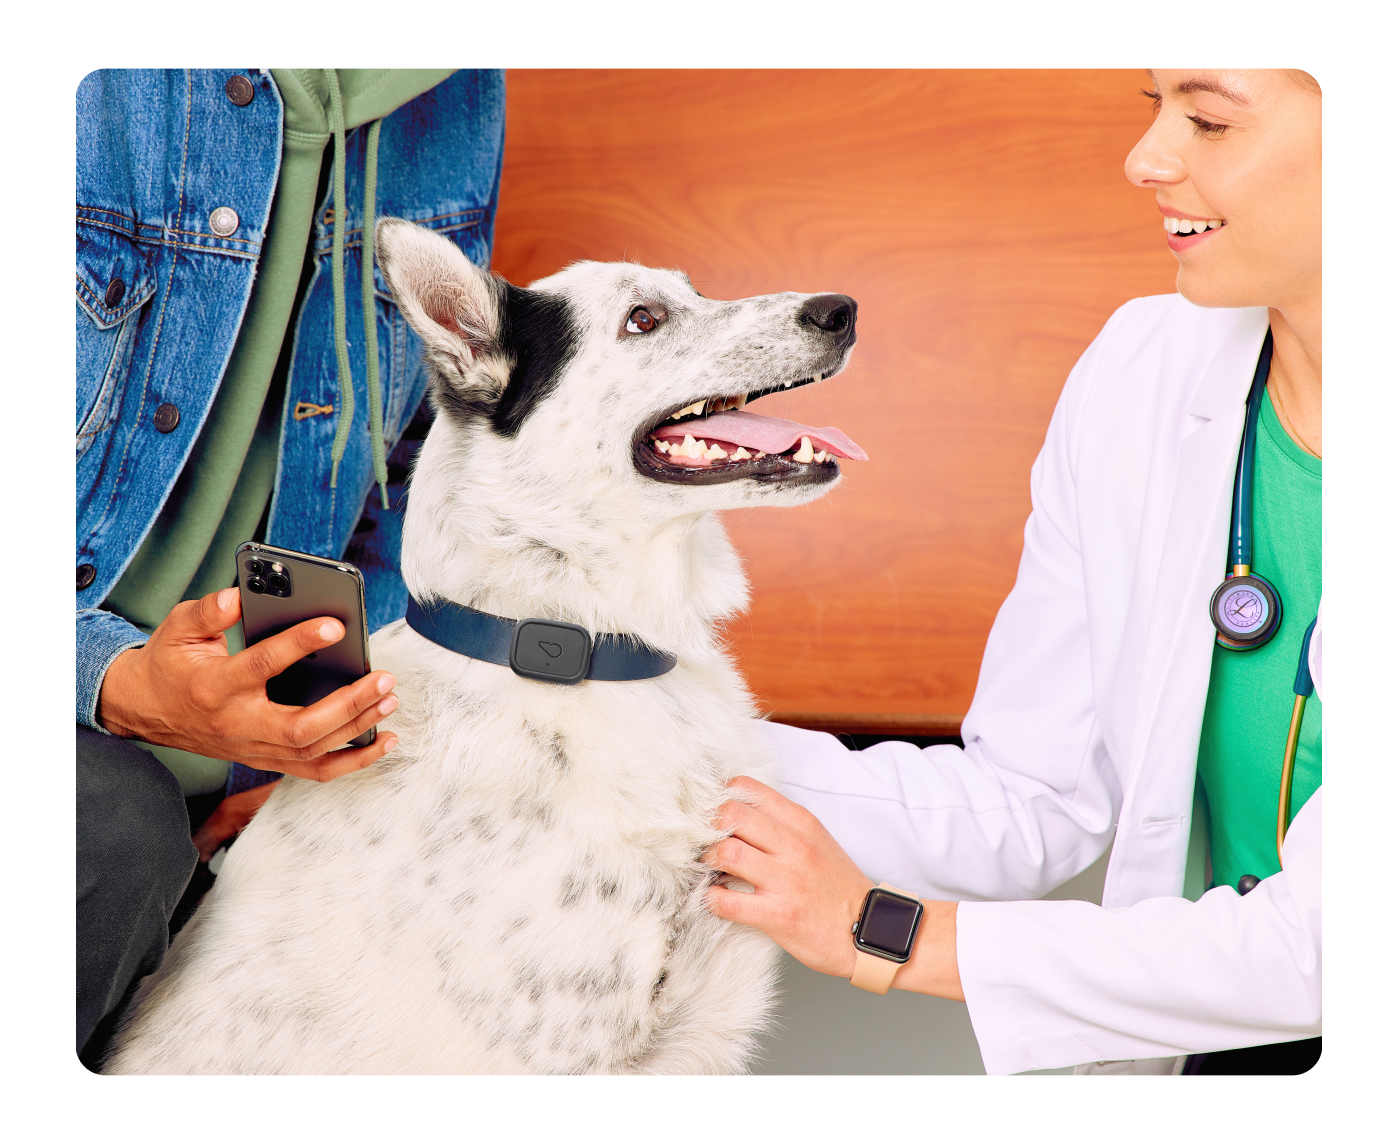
[104,219,857,1074]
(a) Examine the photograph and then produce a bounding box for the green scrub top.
[1196,387,1322,891]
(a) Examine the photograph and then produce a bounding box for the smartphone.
[235,541,376,748]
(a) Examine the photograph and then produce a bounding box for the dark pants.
[76,726,197,1070]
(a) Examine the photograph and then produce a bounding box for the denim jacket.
[76,69,506,727]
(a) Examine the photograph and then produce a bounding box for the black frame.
[853,887,925,963]
[509,618,594,685]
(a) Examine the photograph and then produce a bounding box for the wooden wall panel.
[492,70,1178,730]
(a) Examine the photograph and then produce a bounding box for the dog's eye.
[626,307,658,335]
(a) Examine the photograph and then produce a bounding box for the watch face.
[856,889,923,960]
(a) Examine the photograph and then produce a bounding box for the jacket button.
[225,74,255,106]
[77,563,96,591]
[153,402,181,433]
[209,207,240,237]
[104,278,126,308]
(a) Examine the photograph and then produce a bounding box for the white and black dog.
[104,219,863,1074]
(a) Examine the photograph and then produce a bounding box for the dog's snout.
[798,293,857,341]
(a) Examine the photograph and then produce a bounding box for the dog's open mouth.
[633,374,867,486]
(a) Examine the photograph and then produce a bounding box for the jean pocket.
[76,222,157,456]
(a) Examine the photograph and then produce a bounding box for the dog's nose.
[798,293,857,340]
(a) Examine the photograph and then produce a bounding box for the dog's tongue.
[653,410,867,461]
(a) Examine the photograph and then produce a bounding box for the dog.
[103,218,862,1074]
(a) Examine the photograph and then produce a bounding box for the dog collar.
[405,596,677,685]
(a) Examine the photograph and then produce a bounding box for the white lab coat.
[761,293,1321,1074]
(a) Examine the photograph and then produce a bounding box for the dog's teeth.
[705,443,728,460]
[783,380,793,388]
[793,436,815,463]
[814,372,823,384]
[755,451,766,459]
[814,450,828,463]
[735,393,747,410]
[655,439,670,454]
[731,447,752,460]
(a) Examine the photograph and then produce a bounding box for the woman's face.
[1125,69,1321,311]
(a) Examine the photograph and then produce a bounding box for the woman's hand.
[702,775,875,977]
[703,775,963,1000]
[98,587,399,782]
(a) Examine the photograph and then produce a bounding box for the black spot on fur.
[426,282,575,435]
[493,284,578,436]
[559,874,585,908]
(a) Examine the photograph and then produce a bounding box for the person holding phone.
[704,69,1323,1075]
[76,69,506,1066]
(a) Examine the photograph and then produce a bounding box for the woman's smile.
[1161,206,1226,253]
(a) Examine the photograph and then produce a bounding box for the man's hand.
[703,775,963,1000]
[192,781,281,862]
[98,587,399,781]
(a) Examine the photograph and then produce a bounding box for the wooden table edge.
[763,712,965,738]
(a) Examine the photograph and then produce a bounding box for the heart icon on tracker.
[538,641,563,659]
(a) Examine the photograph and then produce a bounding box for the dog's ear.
[375,218,503,382]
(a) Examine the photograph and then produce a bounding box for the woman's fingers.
[714,797,786,855]
[702,834,779,889]
[705,882,770,928]
[725,774,814,831]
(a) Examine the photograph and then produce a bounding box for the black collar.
[405,596,677,685]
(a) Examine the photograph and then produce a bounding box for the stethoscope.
[1207,329,1317,885]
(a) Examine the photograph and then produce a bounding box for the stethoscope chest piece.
[1210,572,1282,650]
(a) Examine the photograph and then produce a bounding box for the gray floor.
[749,850,1112,1075]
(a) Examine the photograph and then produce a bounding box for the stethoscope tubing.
[1228,329,1274,575]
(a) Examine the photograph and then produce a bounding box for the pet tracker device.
[509,619,593,684]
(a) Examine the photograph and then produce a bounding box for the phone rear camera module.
[245,559,264,576]
[266,572,290,596]
[246,576,266,594]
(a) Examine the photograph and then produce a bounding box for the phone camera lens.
[245,559,264,576]
[267,573,289,592]
[246,576,266,594]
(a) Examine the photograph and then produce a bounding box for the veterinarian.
[75,70,506,1066]
[704,69,1322,1075]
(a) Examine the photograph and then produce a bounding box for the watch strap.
[850,883,921,995]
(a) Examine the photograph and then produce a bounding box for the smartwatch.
[850,883,925,994]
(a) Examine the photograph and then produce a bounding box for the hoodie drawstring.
[324,69,389,509]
